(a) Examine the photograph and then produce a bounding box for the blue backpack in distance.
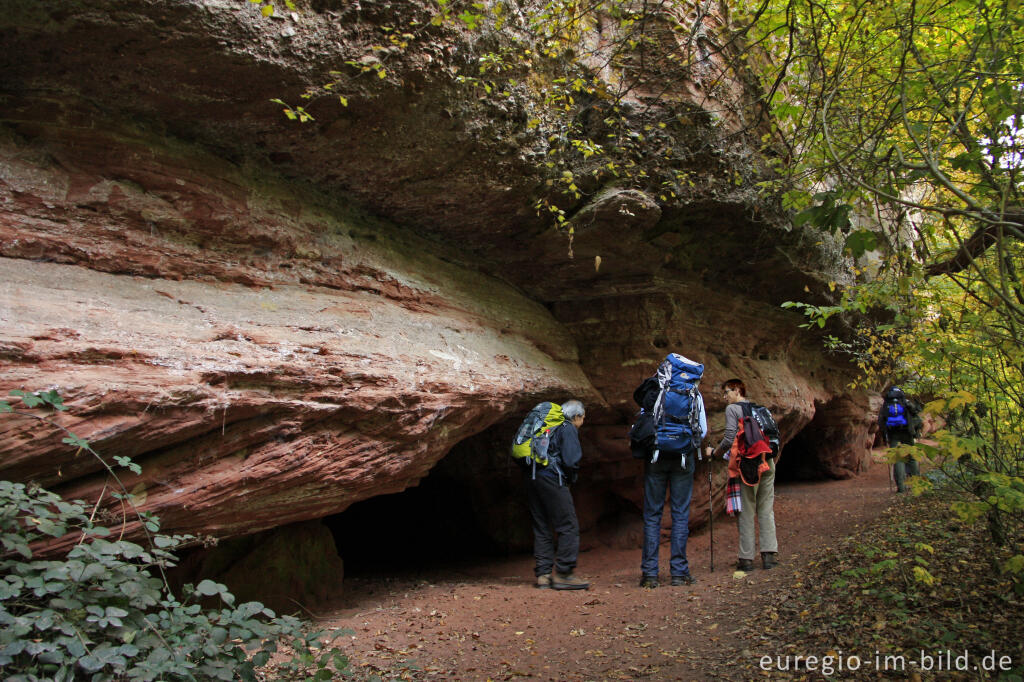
[886,401,909,428]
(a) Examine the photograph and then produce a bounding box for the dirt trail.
[317,456,895,680]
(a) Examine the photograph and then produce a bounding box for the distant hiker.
[632,354,707,589]
[707,378,779,571]
[516,399,590,591]
[878,386,923,493]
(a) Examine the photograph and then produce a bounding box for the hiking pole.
[885,435,894,493]
[707,442,714,573]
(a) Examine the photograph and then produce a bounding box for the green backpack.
[511,402,565,471]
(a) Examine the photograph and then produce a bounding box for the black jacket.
[539,422,582,483]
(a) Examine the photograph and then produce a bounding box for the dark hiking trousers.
[523,469,580,576]
[889,430,919,492]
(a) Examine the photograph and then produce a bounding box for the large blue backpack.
[884,386,912,430]
[885,400,909,428]
[653,354,705,453]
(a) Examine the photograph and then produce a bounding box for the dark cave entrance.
[773,397,867,483]
[323,422,528,576]
[774,427,830,482]
[324,469,503,575]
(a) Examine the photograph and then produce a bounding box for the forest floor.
[311,451,1023,680]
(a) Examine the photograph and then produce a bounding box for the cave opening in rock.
[774,398,866,483]
[324,470,506,576]
[324,423,526,576]
[774,427,830,482]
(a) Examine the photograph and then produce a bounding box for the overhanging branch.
[924,209,1024,278]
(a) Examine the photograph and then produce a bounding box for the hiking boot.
[535,573,551,589]
[671,573,697,586]
[639,576,659,589]
[552,572,590,591]
[736,558,755,572]
[761,552,778,570]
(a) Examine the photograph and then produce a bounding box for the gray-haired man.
[523,399,590,590]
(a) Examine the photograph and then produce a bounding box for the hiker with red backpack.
[706,378,780,571]
[878,386,923,493]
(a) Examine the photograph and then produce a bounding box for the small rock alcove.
[324,414,650,576]
[775,395,876,482]
[323,461,511,575]
[775,428,832,482]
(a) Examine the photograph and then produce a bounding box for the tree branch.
[924,209,1024,277]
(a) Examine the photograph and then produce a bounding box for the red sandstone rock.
[0,1,876,560]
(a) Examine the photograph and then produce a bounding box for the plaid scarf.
[726,477,743,516]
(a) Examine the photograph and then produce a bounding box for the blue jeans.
[641,450,695,577]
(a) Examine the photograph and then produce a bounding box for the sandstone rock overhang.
[0,0,874,552]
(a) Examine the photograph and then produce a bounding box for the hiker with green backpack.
[511,399,590,591]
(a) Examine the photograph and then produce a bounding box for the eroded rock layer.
[0,0,873,566]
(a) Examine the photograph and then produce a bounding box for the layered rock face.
[0,129,594,549]
[0,0,873,570]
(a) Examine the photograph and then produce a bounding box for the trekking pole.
[707,442,714,573]
[885,436,894,493]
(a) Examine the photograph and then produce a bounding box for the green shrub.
[1,392,351,680]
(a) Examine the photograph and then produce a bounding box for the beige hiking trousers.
[738,457,778,560]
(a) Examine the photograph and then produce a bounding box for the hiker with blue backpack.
[878,386,923,493]
[511,399,590,590]
[706,378,781,572]
[629,353,707,589]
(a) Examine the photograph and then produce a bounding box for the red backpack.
[733,403,773,486]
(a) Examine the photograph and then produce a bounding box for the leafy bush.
[0,392,351,681]
[783,245,1024,588]
[742,492,1024,681]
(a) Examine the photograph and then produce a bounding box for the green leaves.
[458,9,483,29]
[780,300,846,328]
[0,393,352,680]
[912,566,937,586]
[249,0,296,18]
[86,604,130,628]
[792,191,852,234]
[79,645,135,673]
[844,229,880,258]
[114,455,143,475]
[195,578,236,606]
[0,478,351,680]
[61,433,89,450]
[1003,554,1024,576]
[8,389,67,411]
[269,98,315,123]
